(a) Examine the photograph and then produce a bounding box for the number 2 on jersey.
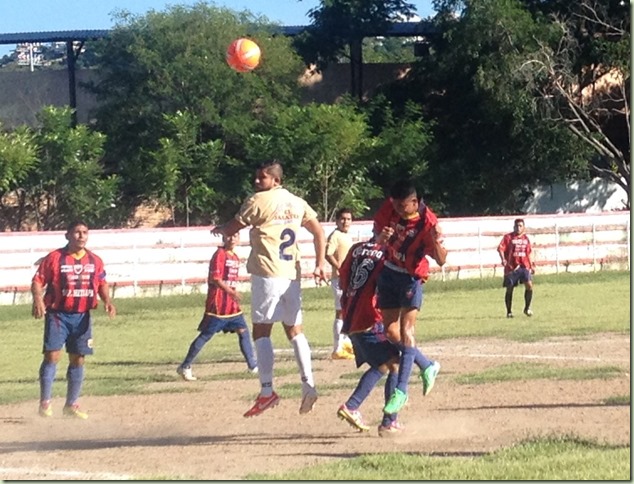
[279,228,296,261]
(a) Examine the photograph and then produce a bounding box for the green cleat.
[383,388,408,415]
[421,361,441,396]
[63,404,88,420]
[38,401,53,418]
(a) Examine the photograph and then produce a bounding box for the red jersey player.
[497,218,534,318]
[176,232,257,381]
[32,221,116,419]
[373,180,447,416]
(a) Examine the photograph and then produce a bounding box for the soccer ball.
[226,38,261,72]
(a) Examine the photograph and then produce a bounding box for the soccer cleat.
[63,404,88,420]
[421,361,441,396]
[383,388,408,415]
[378,420,404,437]
[342,341,355,356]
[507,312,514,318]
[331,349,355,360]
[299,385,318,415]
[337,404,370,432]
[177,365,197,381]
[248,366,259,374]
[38,401,53,418]
[524,308,533,317]
[243,392,280,417]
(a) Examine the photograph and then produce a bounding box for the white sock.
[333,318,342,351]
[254,337,274,396]
[291,332,314,388]
[333,318,344,351]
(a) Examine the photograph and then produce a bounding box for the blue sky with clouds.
[0,1,435,56]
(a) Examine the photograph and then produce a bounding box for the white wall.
[1,211,629,305]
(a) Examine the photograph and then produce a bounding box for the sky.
[0,0,436,57]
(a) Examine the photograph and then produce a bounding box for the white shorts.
[251,275,302,326]
[330,277,343,311]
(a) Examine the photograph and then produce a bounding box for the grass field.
[0,270,629,479]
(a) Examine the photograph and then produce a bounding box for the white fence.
[0,211,629,305]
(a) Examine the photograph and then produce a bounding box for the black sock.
[505,289,513,313]
[524,289,533,310]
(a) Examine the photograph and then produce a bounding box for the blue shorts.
[197,313,249,336]
[376,266,424,310]
[43,311,93,355]
[350,323,400,369]
[503,268,532,288]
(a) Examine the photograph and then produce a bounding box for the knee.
[385,324,400,344]
[284,324,303,340]
[402,326,416,347]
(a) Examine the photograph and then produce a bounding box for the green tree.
[29,106,119,230]
[245,102,381,220]
[88,4,306,220]
[363,95,433,197]
[294,0,416,99]
[149,110,226,226]
[516,0,630,207]
[380,0,592,215]
[0,125,38,230]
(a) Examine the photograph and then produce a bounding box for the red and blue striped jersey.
[205,247,242,316]
[373,198,440,281]
[32,247,106,313]
[338,241,385,334]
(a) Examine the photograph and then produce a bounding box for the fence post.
[133,241,138,296]
[555,223,560,274]
[180,233,186,293]
[477,224,483,278]
[592,223,597,272]
[627,217,631,271]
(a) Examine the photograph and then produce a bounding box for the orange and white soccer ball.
[226,38,261,72]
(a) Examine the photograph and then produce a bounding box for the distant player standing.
[31,221,116,419]
[211,160,327,417]
[374,180,446,415]
[176,232,257,381]
[497,218,534,318]
[325,207,354,360]
[336,229,404,436]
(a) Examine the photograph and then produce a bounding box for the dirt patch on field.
[0,333,629,480]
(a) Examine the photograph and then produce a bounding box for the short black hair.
[389,179,417,200]
[66,220,89,233]
[514,218,525,225]
[258,160,283,180]
[335,207,353,219]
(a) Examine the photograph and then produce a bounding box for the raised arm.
[211,218,247,238]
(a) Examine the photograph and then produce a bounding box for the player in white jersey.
[325,207,355,360]
[211,160,327,417]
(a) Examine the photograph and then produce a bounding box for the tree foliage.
[294,0,417,98]
[0,107,119,231]
[88,3,306,221]
[516,0,631,207]
[377,0,594,215]
[245,101,381,220]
